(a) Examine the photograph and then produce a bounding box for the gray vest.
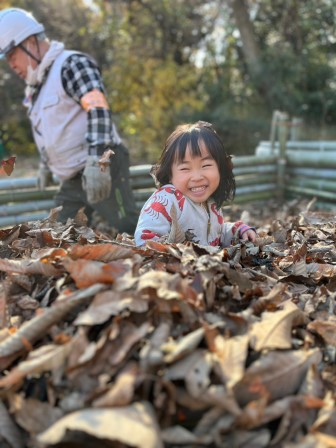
[29,50,88,180]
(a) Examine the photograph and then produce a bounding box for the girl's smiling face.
[170,140,220,203]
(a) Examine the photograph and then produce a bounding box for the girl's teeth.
[191,186,205,192]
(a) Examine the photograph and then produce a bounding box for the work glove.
[82,155,112,204]
[37,166,53,190]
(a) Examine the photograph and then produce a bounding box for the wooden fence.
[256,140,336,210]
[0,141,335,228]
[0,155,278,227]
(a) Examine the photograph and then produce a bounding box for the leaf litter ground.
[0,199,335,447]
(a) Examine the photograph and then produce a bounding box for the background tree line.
[0,0,335,164]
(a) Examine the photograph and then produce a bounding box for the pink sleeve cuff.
[239,225,256,237]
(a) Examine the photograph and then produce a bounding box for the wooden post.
[269,110,280,153]
[277,112,288,202]
[290,116,303,141]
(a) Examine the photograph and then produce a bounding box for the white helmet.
[0,8,44,58]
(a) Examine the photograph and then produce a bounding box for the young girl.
[134,121,256,247]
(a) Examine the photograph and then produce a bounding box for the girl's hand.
[241,229,257,242]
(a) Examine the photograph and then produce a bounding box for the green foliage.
[105,57,203,162]
[251,0,336,122]
[1,0,336,162]
[195,0,336,153]
[2,118,36,155]
[100,0,209,162]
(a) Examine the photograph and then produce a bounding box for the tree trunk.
[228,0,271,103]
[229,0,262,78]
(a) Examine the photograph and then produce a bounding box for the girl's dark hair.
[153,121,236,207]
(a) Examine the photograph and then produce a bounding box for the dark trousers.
[55,144,139,234]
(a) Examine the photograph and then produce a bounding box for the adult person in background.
[0,7,138,234]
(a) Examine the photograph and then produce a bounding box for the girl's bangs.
[174,133,202,162]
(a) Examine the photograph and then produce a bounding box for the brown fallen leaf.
[233,348,322,406]
[74,289,149,326]
[69,242,136,262]
[249,300,307,352]
[0,258,61,276]
[0,342,74,390]
[0,156,16,176]
[62,257,131,288]
[37,402,163,448]
[0,398,24,448]
[307,319,336,346]
[9,395,63,436]
[92,361,138,407]
[0,284,107,369]
[212,333,250,388]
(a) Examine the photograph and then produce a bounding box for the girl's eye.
[203,164,213,168]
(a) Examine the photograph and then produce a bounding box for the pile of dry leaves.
[0,199,335,448]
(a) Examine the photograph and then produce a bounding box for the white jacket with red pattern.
[134,184,253,247]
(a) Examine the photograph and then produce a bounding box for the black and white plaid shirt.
[61,53,121,155]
